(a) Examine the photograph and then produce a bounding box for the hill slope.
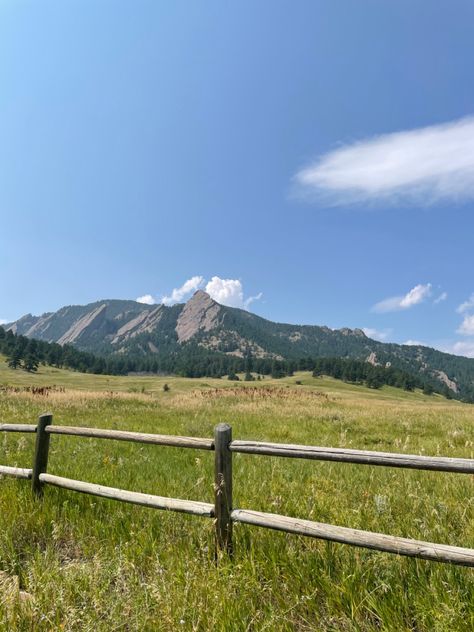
[7,290,474,399]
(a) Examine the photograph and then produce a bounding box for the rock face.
[6,299,155,347]
[366,352,378,366]
[7,313,41,336]
[112,306,164,343]
[58,304,107,345]
[435,370,458,393]
[176,290,222,342]
[24,314,55,338]
[6,291,474,398]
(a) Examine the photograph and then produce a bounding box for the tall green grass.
[0,360,472,630]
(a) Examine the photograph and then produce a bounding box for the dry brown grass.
[189,385,333,401]
[1,387,155,406]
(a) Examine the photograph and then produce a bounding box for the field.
[0,358,473,631]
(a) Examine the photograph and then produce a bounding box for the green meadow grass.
[0,357,473,630]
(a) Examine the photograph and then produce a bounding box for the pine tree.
[7,348,22,369]
[423,383,434,395]
[23,354,39,372]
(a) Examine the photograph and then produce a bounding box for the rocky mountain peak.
[190,289,212,302]
[4,291,474,400]
[176,290,222,342]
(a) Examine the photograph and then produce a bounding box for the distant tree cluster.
[310,357,449,396]
[2,334,39,372]
[0,326,463,401]
[0,327,100,374]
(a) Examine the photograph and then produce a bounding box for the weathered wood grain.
[46,426,214,450]
[214,423,233,554]
[40,473,214,517]
[0,424,37,433]
[31,413,52,497]
[231,509,474,567]
[0,465,32,479]
[230,441,474,473]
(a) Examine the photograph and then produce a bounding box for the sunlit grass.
[0,358,473,630]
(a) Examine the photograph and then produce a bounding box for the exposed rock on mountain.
[7,291,474,398]
[112,306,164,344]
[58,303,107,345]
[176,290,223,342]
[434,370,458,393]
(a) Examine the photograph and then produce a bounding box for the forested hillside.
[0,326,460,400]
[5,291,474,401]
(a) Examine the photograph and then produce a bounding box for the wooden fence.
[1,414,473,567]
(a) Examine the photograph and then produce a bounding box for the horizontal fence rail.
[230,440,474,474]
[46,425,214,450]
[0,424,37,433]
[231,509,474,567]
[1,415,473,567]
[40,473,214,517]
[0,465,33,479]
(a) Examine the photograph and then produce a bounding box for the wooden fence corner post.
[32,413,53,497]
[214,423,233,557]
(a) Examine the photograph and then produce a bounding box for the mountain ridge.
[6,290,474,399]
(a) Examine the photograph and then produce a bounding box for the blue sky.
[1,1,474,356]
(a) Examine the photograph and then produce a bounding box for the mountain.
[4,291,373,359]
[7,290,474,399]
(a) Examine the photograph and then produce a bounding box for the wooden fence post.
[32,413,53,497]
[214,423,233,556]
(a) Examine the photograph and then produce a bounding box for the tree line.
[310,357,451,397]
[0,327,102,373]
[0,326,459,400]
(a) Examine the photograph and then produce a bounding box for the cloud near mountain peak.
[137,276,262,310]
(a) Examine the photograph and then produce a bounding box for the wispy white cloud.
[136,294,156,305]
[433,291,448,304]
[372,283,432,313]
[294,116,474,206]
[435,340,474,358]
[457,293,474,314]
[453,294,474,343]
[399,337,474,358]
[161,276,205,306]
[457,314,474,336]
[244,292,263,309]
[362,327,392,342]
[0,319,7,325]
[441,340,474,358]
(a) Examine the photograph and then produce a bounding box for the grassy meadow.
[0,357,473,630]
